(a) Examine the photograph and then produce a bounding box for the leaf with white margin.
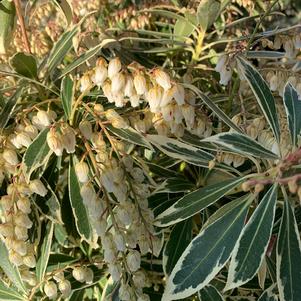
[198,284,225,301]
[155,177,245,227]
[237,56,280,143]
[163,194,252,301]
[203,132,279,160]
[283,82,301,146]
[258,284,278,301]
[225,184,278,291]
[277,199,301,301]
[147,134,214,167]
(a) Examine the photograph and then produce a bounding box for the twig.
[13,0,31,54]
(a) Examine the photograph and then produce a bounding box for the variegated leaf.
[203,132,279,159]
[163,195,252,301]
[237,56,280,143]
[147,135,214,167]
[277,199,301,301]
[258,284,278,301]
[283,82,301,146]
[198,285,225,301]
[225,184,278,290]
[155,177,244,227]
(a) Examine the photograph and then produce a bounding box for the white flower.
[161,105,173,122]
[215,54,227,72]
[16,132,32,148]
[133,270,146,288]
[219,66,232,86]
[111,72,126,94]
[75,161,89,183]
[47,130,63,156]
[14,226,28,240]
[44,282,57,300]
[160,87,174,107]
[108,263,121,282]
[15,213,33,229]
[134,73,147,95]
[114,232,126,251]
[80,74,92,92]
[29,179,47,197]
[53,271,64,282]
[172,84,185,105]
[23,254,36,268]
[108,57,122,79]
[17,197,31,214]
[72,267,87,283]
[61,126,76,154]
[24,125,38,139]
[3,149,19,165]
[153,68,171,90]
[124,75,135,97]
[181,104,195,129]
[126,250,141,272]
[36,110,51,126]
[0,223,14,237]
[80,183,97,207]
[147,86,162,113]
[79,120,93,140]
[58,279,71,298]
[93,59,108,86]
[8,250,23,266]
[119,284,132,301]
[129,94,140,107]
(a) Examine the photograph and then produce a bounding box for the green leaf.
[68,157,92,241]
[155,177,244,227]
[53,0,73,25]
[61,75,74,119]
[0,280,24,301]
[10,52,38,79]
[22,128,52,182]
[163,195,252,300]
[237,56,280,143]
[198,285,225,301]
[277,199,301,301]
[163,219,193,275]
[0,87,23,129]
[108,125,154,150]
[147,135,214,167]
[155,177,195,194]
[0,0,16,54]
[283,82,301,146]
[174,18,195,41]
[203,132,279,160]
[59,39,116,78]
[246,51,285,59]
[0,241,26,294]
[258,284,278,301]
[36,222,54,282]
[185,84,243,133]
[225,185,278,290]
[46,24,80,75]
[46,184,63,224]
[197,0,220,30]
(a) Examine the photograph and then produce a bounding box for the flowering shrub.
[0,0,301,300]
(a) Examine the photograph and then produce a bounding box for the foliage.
[0,0,301,300]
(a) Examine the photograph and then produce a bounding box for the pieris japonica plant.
[0,0,301,300]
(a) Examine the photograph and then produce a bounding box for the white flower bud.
[9,250,23,266]
[16,132,32,148]
[0,195,13,211]
[108,263,121,281]
[93,59,108,86]
[44,281,58,300]
[58,279,71,298]
[94,219,107,237]
[104,247,117,263]
[126,250,141,272]
[84,268,94,284]
[80,183,97,206]
[15,213,33,229]
[12,240,27,256]
[153,69,171,90]
[17,197,31,214]
[24,125,38,139]
[215,54,227,72]
[72,267,86,282]
[181,104,195,130]
[119,284,132,301]
[53,271,64,282]
[75,161,89,183]
[111,72,125,94]
[21,270,37,286]
[102,82,114,102]
[80,74,92,92]
[108,58,122,79]
[47,130,63,156]
[219,66,232,85]
[29,179,47,196]
[147,86,162,112]
[124,75,135,97]
[61,126,76,154]
[134,73,147,95]
[116,206,132,226]
[133,270,146,288]
[160,88,174,107]
[79,120,93,140]
[0,223,14,237]
[15,226,28,240]
[114,232,126,251]
[3,149,19,165]
[23,254,36,268]
[111,117,129,129]
[137,294,150,301]
[172,84,185,105]
[129,94,140,107]
[37,110,51,126]
[9,134,22,149]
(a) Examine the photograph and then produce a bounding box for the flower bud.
[79,120,93,140]
[172,84,185,105]
[72,267,86,282]
[126,250,141,272]
[94,103,104,113]
[17,197,31,214]
[0,195,13,211]
[114,232,126,252]
[93,63,108,86]
[215,54,227,72]
[0,223,14,237]
[124,75,135,97]
[84,268,94,284]
[23,254,36,268]
[108,57,122,79]
[108,263,121,281]
[12,240,27,256]
[37,110,51,126]
[15,213,33,229]
[15,226,28,240]
[133,270,146,288]
[61,126,76,154]
[134,73,147,95]
[59,279,71,298]
[29,179,47,196]
[80,183,97,206]
[111,72,126,94]
[9,250,23,266]
[80,74,92,92]
[75,161,89,183]
[111,117,129,129]
[153,68,171,90]
[16,132,32,148]
[44,281,58,300]
[137,294,151,301]
[181,104,195,129]
[47,130,63,156]
[24,125,38,139]
[147,86,162,112]
[3,149,19,165]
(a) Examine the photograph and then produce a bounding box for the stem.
[13,0,31,54]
